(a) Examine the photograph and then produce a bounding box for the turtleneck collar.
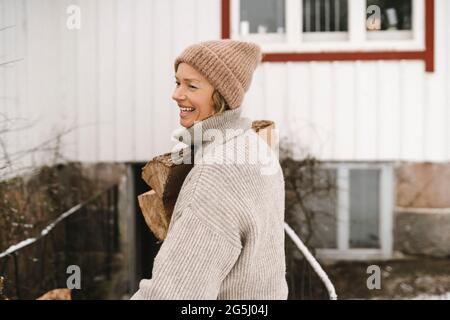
[171,107,252,163]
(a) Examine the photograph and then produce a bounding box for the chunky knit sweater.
[131,107,288,300]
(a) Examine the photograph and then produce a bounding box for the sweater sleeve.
[130,206,242,300]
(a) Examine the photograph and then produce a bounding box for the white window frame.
[314,162,394,261]
[231,0,425,53]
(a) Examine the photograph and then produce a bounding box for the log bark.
[141,150,194,199]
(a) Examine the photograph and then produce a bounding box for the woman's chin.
[180,118,193,128]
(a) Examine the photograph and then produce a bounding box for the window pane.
[303,0,348,32]
[240,0,285,35]
[349,169,380,249]
[366,0,412,31]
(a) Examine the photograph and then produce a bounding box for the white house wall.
[0,0,449,173]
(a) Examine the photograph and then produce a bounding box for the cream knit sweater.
[131,107,288,300]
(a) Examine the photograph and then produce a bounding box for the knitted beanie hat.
[174,39,262,109]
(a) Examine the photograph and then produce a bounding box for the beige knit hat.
[174,39,262,109]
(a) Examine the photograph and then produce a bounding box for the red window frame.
[221,0,435,72]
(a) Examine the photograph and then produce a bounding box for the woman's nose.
[172,87,186,101]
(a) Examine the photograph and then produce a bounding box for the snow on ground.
[412,292,450,300]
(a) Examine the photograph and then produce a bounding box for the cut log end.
[138,190,175,241]
[251,120,275,132]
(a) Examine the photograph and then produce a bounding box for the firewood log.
[36,288,71,300]
[141,150,194,199]
[252,120,275,148]
[138,190,176,241]
[0,276,8,300]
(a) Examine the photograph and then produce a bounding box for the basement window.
[307,163,394,260]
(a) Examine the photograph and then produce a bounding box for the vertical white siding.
[400,61,425,161]
[133,0,152,161]
[77,0,98,162]
[26,0,61,167]
[97,0,116,161]
[115,0,135,162]
[333,62,355,160]
[1,0,449,171]
[285,63,312,159]
[378,61,401,160]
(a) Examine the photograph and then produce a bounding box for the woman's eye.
[174,81,196,89]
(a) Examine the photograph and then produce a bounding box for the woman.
[131,39,288,299]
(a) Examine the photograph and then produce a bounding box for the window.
[239,0,286,39]
[224,0,434,72]
[302,0,349,41]
[349,169,380,249]
[306,163,394,260]
[366,0,413,40]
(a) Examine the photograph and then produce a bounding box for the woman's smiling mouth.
[179,106,196,117]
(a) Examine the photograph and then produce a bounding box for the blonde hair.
[212,90,231,115]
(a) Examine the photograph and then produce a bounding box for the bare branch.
[0,24,16,32]
[0,58,24,67]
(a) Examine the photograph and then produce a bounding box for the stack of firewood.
[138,150,194,241]
[138,120,275,241]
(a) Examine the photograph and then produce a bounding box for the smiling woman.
[131,39,289,300]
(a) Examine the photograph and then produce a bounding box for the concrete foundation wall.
[394,162,450,258]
